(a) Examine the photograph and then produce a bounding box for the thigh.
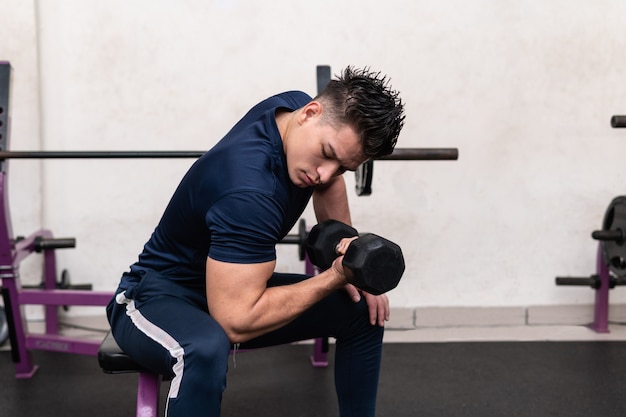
[108,292,230,378]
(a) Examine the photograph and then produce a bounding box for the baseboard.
[386,304,626,329]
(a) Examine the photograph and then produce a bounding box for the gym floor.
[2,314,626,416]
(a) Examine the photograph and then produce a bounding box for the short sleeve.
[205,192,284,264]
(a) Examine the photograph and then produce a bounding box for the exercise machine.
[555,115,626,333]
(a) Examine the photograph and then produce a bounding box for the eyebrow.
[327,144,354,172]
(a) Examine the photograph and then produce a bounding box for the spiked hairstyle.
[315,67,405,159]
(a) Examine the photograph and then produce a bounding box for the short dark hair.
[315,66,405,159]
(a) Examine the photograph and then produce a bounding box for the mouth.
[304,174,317,187]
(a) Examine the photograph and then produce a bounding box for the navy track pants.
[106,270,384,417]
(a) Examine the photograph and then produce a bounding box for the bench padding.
[98,331,148,374]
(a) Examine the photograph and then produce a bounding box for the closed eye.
[325,144,353,174]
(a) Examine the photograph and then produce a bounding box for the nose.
[317,161,341,184]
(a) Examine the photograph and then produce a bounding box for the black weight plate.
[601,196,626,276]
[355,160,373,196]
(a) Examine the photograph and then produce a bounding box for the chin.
[289,173,304,188]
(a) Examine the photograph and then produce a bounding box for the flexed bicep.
[205,257,275,343]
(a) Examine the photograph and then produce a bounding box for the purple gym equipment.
[555,118,626,333]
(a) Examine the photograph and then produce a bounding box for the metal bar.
[43,246,60,334]
[279,235,300,244]
[592,230,623,242]
[0,151,206,159]
[611,115,626,128]
[592,244,610,333]
[136,372,161,417]
[555,276,597,287]
[0,147,459,161]
[18,289,113,306]
[317,65,331,95]
[1,279,38,376]
[378,148,458,160]
[0,62,10,159]
[12,229,53,267]
[25,334,100,355]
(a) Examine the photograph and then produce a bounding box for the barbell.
[0,147,458,160]
[611,115,626,128]
[0,147,459,196]
[355,148,458,196]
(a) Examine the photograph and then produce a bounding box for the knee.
[179,331,231,391]
[337,296,385,343]
[185,330,231,370]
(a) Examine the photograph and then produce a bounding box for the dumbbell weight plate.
[599,196,626,276]
[305,220,358,270]
[343,233,405,295]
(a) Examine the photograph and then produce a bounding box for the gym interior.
[2,1,626,416]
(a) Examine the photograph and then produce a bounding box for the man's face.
[284,102,367,188]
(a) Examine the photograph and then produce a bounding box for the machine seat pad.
[98,331,149,374]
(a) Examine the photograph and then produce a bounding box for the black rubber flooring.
[2,341,626,416]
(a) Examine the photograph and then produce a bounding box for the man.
[106,66,405,416]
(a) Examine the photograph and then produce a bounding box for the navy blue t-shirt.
[119,91,314,293]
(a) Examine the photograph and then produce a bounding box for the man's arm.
[205,257,346,344]
[313,175,351,224]
[313,175,390,327]
[204,177,353,344]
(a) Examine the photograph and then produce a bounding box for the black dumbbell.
[305,220,405,295]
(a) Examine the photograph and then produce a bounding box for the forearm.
[236,270,342,341]
[206,258,345,343]
[313,175,351,224]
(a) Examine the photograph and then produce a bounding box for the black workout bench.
[98,329,331,417]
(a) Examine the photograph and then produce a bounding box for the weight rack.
[555,115,626,333]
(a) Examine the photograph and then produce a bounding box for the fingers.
[376,293,390,327]
[363,292,390,327]
[335,236,358,256]
[344,284,390,327]
[344,283,361,302]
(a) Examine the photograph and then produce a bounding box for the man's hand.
[334,237,390,327]
[344,284,390,327]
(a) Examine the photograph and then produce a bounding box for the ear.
[298,101,323,125]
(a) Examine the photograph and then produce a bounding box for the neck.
[275,109,297,149]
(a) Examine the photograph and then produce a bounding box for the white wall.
[4,0,626,312]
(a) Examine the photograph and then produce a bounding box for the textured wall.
[5,1,626,312]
